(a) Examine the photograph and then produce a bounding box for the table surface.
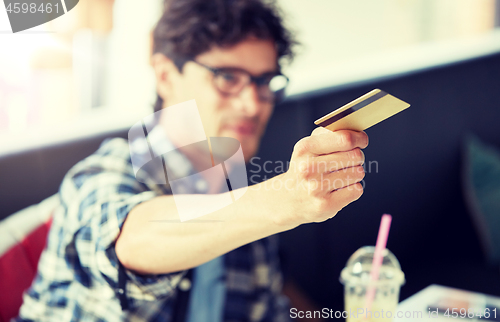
[394,284,500,322]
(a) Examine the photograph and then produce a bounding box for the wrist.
[257,174,302,230]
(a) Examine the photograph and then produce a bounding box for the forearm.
[117,129,369,275]
[116,174,297,275]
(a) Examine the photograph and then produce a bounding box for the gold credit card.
[314,89,410,132]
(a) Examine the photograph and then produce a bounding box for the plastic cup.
[340,246,405,322]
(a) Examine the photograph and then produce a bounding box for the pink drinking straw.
[364,214,392,314]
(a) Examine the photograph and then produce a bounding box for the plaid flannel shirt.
[16,126,290,322]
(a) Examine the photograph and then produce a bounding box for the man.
[17,0,368,321]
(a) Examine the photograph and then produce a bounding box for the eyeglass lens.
[213,70,287,102]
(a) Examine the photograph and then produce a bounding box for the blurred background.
[1,0,500,319]
[1,0,499,152]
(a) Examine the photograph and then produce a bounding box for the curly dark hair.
[152,0,297,112]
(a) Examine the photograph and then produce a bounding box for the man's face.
[155,37,278,162]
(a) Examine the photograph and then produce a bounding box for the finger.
[311,130,368,154]
[328,182,364,210]
[305,165,365,196]
[323,165,365,191]
[361,131,369,146]
[311,126,332,136]
[294,130,368,156]
[312,148,365,172]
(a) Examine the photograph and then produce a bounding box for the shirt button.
[179,278,191,291]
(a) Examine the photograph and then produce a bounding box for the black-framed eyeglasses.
[189,59,289,103]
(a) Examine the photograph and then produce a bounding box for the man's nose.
[236,83,262,117]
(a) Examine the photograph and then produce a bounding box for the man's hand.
[270,127,369,226]
[117,127,368,274]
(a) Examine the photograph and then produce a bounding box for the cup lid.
[339,246,405,286]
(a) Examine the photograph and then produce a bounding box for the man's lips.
[224,123,258,135]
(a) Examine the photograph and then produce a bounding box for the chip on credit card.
[314,89,410,132]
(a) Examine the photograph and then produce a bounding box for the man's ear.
[151,53,179,102]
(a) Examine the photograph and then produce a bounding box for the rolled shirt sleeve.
[59,139,186,309]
